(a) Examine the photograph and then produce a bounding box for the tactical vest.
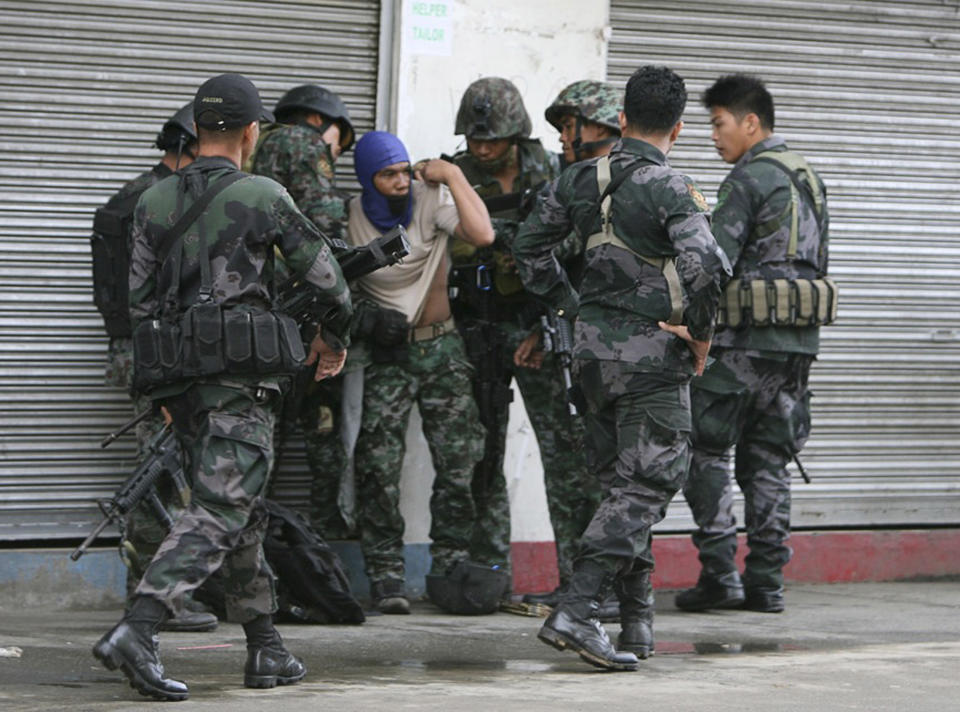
[449,139,555,310]
[715,150,838,328]
[91,166,169,337]
[584,154,685,325]
[131,172,306,393]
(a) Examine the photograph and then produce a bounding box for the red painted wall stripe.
[510,529,960,594]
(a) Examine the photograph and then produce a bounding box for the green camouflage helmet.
[544,80,623,133]
[455,77,532,140]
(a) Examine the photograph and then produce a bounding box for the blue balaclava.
[354,130,413,232]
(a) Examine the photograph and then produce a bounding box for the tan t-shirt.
[346,181,460,323]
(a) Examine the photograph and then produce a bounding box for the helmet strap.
[571,116,618,161]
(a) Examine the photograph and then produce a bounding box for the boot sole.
[538,626,639,672]
[676,595,746,612]
[92,639,189,702]
[618,642,654,660]
[159,621,219,633]
[244,670,307,689]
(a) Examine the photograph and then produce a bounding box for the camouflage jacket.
[251,123,351,241]
[449,138,560,316]
[129,156,352,348]
[711,136,829,355]
[513,137,730,375]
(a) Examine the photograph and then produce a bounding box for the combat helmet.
[274,83,356,151]
[455,77,532,140]
[155,101,197,154]
[425,560,509,615]
[545,79,623,134]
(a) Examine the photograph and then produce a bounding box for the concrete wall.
[387,0,610,562]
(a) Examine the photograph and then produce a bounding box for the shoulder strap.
[752,151,825,224]
[585,155,684,325]
[157,172,246,265]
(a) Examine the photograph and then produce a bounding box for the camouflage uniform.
[252,123,350,241]
[451,143,595,578]
[683,135,828,593]
[513,136,730,582]
[251,123,353,538]
[450,77,595,579]
[128,155,352,621]
[354,331,483,584]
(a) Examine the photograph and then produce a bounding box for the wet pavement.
[1,580,959,711]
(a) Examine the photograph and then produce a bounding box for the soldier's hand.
[514,330,545,369]
[658,321,710,376]
[414,158,457,186]
[306,331,346,380]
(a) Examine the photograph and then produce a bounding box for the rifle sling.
[157,172,246,266]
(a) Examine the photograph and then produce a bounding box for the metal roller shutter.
[0,0,381,541]
[608,0,960,530]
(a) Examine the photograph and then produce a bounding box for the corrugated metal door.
[608,0,960,529]
[0,0,381,541]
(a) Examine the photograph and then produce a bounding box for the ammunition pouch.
[132,304,305,392]
[425,560,509,615]
[717,277,839,328]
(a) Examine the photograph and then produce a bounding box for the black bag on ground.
[193,499,364,625]
[263,499,365,625]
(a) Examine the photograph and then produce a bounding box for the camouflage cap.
[455,77,532,140]
[545,80,623,133]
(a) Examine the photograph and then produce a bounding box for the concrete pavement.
[1,580,959,712]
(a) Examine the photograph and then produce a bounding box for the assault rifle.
[276,225,410,323]
[540,309,577,416]
[70,416,189,562]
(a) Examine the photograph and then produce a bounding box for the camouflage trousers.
[135,381,279,623]
[459,318,596,580]
[354,331,484,586]
[574,360,692,579]
[105,337,175,592]
[683,348,813,590]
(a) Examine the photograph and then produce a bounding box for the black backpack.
[91,165,170,337]
[194,500,365,625]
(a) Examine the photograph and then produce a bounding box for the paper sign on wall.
[407,1,453,56]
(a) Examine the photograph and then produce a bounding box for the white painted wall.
[389,0,610,545]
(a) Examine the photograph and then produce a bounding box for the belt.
[410,316,456,343]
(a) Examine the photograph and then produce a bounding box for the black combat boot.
[537,562,639,672]
[92,595,189,701]
[615,571,654,659]
[522,584,564,607]
[242,614,307,688]
[371,578,411,615]
[674,570,746,612]
[159,593,219,632]
[742,585,785,613]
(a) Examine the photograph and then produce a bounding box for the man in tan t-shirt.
[346,130,494,614]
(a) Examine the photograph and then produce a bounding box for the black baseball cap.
[193,73,275,130]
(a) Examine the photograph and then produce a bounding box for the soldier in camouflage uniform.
[451,77,595,579]
[91,103,218,633]
[676,74,831,615]
[346,130,493,614]
[446,77,594,586]
[519,80,624,610]
[93,74,352,701]
[251,84,357,538]
[513,66,730,671]
[544,79,623,166]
